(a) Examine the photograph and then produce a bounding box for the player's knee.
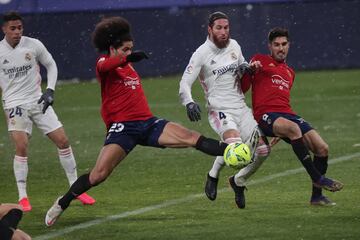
[15,142,28,156]
[56,136,70,149]
[256,144,271,158]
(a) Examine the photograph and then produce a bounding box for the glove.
[186,102,201,122]
[238,62,254,76]
[126,50,149,63]
[38,88,54,114]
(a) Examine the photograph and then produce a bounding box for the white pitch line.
[34,152,360,240]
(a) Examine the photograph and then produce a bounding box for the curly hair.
[92,16,133,53]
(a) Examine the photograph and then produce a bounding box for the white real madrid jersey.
[179,38,247,110]
[0,36,57,109]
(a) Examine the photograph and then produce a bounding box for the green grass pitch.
[0,69,359,239]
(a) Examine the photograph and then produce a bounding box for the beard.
[213,35,229,48]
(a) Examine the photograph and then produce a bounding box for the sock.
[234,144,270,186]
[291,137,321,182]
[208,156,225,178]
[312,156,328,197]
[13,155,28,200]
[59,173,92,210]
[58,146,78,186]
[1,209,22,229]
[195,136,227,156]
[0,220,14,240]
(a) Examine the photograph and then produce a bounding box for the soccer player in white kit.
[0,12,95,211]
[179,12,270,208]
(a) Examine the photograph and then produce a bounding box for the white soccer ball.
[223,142,252,169]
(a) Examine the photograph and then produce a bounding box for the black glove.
[38,88,54,114]
[238,62,254,76]
[186,102,201,122]
[126,50,149,63]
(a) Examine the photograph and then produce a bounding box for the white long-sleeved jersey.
[0,36,57,109]
[179,38,247,111]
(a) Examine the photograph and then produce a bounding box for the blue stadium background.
[1,0,359,80]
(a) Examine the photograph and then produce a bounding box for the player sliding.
[239,27,343,206]
[45,16,229,226]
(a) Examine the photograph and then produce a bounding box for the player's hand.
[249,60,262,73]
[126,50,149,63]
[270,137,281,147]
[38,88,54,114]
[238,62,254,76]
[186,102,201,122]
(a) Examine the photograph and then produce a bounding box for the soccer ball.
[223,142,252,169]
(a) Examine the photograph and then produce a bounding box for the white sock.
[208,156,225,178]
[14,155,28,200]
[234,144,270,186]
[58,146,78,186]
[209,137,243,178]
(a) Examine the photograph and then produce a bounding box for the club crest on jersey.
[25,53,32,61]
[231,52,237,60]
[185,65,193,74]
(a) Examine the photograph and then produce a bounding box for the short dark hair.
[208,11,228,27]
[268,27,289,43]
[92,16,133,53]
[2,11,22,25]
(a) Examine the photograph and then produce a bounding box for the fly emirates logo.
[3,64,32,79]
[124,76,140,90]
[212,63,237,77]
[271,75,289,91]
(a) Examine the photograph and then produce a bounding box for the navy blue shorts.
[104,117,169,154]
[258,112,313,143]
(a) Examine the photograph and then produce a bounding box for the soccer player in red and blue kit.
[240,27,343,206]
[45,16,229,226]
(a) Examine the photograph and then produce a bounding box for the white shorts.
[208,106,258,142]
[4,102,63,135]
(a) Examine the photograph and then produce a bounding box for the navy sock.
[312,156,328,197]
[1,209,22,229]
[195,136,227,156]
[291,137,321,182]
[59,173,92,210]
[0,220,14,240]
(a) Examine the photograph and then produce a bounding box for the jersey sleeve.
[34,39,58,90]
[240,55,258,93]
[96,55,127,73]
[179,50,203,106]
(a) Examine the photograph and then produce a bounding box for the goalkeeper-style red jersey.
[95,54,153,128]
[241,54,296,122]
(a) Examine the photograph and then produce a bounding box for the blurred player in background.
[0,203,31,240]
[239,27,343,205]
[0,11,95,211]
[179,11,270,209]
[45,16,229,226]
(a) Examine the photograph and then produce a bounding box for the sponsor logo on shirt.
[124,76,140,89]
[271,74,289,90]
[212,63,237,77]
[2,59,9,64]
[2,64,32,79]
[210,60,216,65]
